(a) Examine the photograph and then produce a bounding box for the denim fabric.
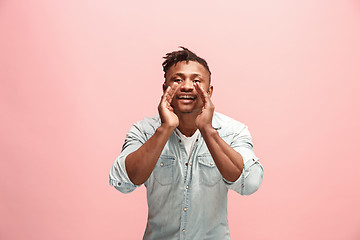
[109,112,263,240]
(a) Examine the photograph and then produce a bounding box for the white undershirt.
[175,128,200,158]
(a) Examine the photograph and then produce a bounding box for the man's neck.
[175,112,199,137]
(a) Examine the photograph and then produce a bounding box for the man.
[109,47,263,240]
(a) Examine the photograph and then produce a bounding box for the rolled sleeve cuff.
[224,157,263,195]
[109,178,138,194]
[109,155,140,194]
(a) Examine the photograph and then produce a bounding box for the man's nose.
[180,79,194,91]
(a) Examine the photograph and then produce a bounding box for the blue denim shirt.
[109,112,263,240]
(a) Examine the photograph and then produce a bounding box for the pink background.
[1,0,360,239]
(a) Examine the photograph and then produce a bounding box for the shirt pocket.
[198,154,222,187]
[153,155,175,186]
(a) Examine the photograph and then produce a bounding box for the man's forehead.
[167,61,210,77]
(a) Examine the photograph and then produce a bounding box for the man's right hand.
[158,83,180,129]
[125,83,180,185]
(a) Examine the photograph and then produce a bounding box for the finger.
[161,85,172,105]
[166,83,180,102]
[194,83,210,107]
[162,85,171,99]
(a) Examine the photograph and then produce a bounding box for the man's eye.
[174,79,182,82]
[194,80,200,83]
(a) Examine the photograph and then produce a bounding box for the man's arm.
[194,83,244,182]
[125,83,180,185]
[200,128,244,182]
[195,83,263,194]
[200,121,263,194]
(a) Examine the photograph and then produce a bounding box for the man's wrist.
[199,125,217,136]
[158,123,176,134]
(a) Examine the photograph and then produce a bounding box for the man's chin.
[174,107,202,115]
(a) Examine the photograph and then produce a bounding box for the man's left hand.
[194,82,215,132]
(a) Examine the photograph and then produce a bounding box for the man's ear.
[208,85,214,98]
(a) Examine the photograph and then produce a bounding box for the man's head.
[162,46,211,83]
[162,47,213,115]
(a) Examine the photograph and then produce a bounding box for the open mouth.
[177,95,197,100]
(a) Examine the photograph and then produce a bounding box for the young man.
[109,47,263,240]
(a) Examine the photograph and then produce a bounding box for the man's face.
[164,61,213,115]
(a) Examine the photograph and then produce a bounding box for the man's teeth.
[178,95,195,99]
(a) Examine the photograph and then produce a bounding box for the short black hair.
[162,46,211,80]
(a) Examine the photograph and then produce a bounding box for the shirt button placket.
[181,171,191,239]
[182,166,192,239]
[181,189,189,239]
[181,135,197,240]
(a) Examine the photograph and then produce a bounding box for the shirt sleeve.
[109,123,147,193]
[223,125,264,195]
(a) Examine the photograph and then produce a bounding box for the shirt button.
[160,162,164,167]
[210,162,214,166]
[185,162,188,166]
[196,139,198,142]
[117,182,121,186]
[179,140,182,143]
[182,229,186,232]
[189,162,192,166]
[186,185,189,189]
[184,207,187,211]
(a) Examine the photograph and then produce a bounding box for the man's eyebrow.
[173,73,202,78]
